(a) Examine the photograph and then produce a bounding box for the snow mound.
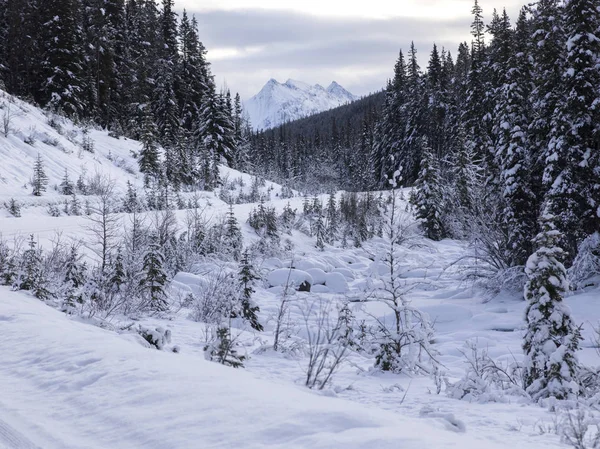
[267,269,313,290]
[324,272,349,293]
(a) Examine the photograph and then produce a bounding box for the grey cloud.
[183,7,516,98]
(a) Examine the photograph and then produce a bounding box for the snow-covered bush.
[559,406,600,449]
[189,269,237,324]
[298,298,351,390]
[137,325,172,350]
[204,325,245,368]
[569,233,600,290]
[446,340,526,403]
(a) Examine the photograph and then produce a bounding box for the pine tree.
[6,198,21,217]
[523,208,581,400]
[139,242,169,312]
[138,112,160,186]
[122,180,141,213]
[224,204,243,261]
[204,326,245,368]
[32,154,48,196]
[314,213,326,251]
[411,141,445,240]
[235,250,263,332]
[371,50,407,188]
[494,8,537,266]
[530,0,566,196]
[546,0,600,260]
[325,193,338,244]
[16,234,49,299]
[62,245,87,313]
[38,0,85,117]
[59,169,74,195]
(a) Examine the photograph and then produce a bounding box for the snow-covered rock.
[324,272,349,293]
[267,268,313,291]
[332,267,355,280]
[306,268,327,285]
[245,79,358,131]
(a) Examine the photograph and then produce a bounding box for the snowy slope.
[0,91,142,204]
[0,291,512,449]
[244,79,358,130]
[0,89,291,220]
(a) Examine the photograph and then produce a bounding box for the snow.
[0,291,510,449]
[267,268,313,289]
[244,78,358,131]
[324,271,349,293]
[0,90,597,449]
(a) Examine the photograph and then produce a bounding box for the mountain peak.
[245,79,357,130]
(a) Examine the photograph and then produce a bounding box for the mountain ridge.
[244,78,358,131]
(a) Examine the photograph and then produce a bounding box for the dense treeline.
[248,91,385,192]
[0,0,249,190]
[407,0,600,401]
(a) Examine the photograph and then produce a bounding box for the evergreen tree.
[38,0,85,117]
[523,208,581,400]
[32,154,48,196]
[62,244,87,313]
[138,112,160,186]
[59,169,74,195]
[224,205,243,261]
[411,141,445,240]
[235,250,263,332]
[314,213,326,251]
[139,242,169,312]
[204,326,245,368]
[494,8,537,266]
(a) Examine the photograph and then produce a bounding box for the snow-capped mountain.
[245,79,358,130]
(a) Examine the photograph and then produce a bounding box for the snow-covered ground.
[1,89,598,448]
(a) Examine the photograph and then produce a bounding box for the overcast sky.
[179,0,526,100]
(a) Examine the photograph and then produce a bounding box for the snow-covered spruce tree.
[325,193,339,244]
[138,112,161,187]
[32,153,48,197]
[59,169,74,195]
[314,213,326,251]
[223,205,243,261]
[139,242,169,313]
[204,326,245,368]
[38,0,85,117]
[371,50,407,188]
[411,139,445,241]
[15,235,49,300]
[0,238,17,286]
[234,250,263,332]
[6,198,21,217]
[493,8,537,267]
[523,208,581,401]
[61,244,87,313]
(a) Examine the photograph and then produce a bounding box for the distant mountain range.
[244,79,358,131]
